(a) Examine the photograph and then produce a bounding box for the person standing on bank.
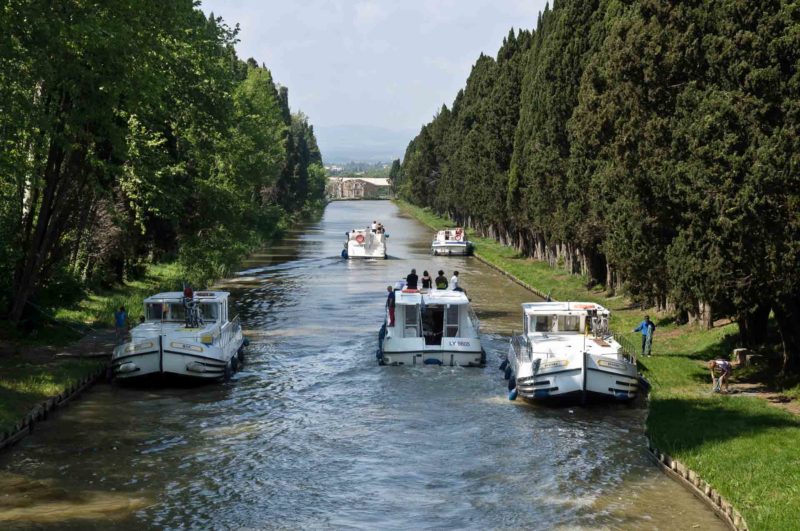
[406,268,419,290]
[114,305,128,344]
[421,270,432,290]
[435,270,448,289]
[633,314,656,356]
[451,271,462,291]
[386,286,396,326]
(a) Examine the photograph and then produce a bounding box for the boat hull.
[379,336,484,367]
[112,337,243,382]
[507,345,638,404]
[346,240,386,258]
[431,242,473,256]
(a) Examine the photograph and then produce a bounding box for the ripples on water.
[0,201,725,530]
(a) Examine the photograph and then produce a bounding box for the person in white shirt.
[450,271,461,291]
[371,220,377,232]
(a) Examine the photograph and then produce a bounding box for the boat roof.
[144,291,230,303]
[437,227,464,232]
[396,289,470,306]
[522,301,609,315]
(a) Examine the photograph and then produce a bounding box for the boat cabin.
[521,302,610,337]
[143,291,230,326]
[391,289,477,345]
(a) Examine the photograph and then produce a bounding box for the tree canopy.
[398,0,800,374]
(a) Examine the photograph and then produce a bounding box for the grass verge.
[0,357,104,435]
[397,200,800,530]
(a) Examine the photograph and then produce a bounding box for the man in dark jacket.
[406,268,419,290]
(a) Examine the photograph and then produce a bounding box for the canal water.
[0,201,725,529]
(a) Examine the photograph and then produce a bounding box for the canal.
[0,201,725,529]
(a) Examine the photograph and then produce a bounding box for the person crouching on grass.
[708,359,732,393]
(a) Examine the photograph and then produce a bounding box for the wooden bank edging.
[647,437,748,530]
[0,365,106,453]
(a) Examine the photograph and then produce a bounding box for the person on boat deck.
[633,315,656,356]
[114,306,128,344]
[708,359,732,393]
[435,270,448,289]
[371,220,377,232]
[406,268,419,290]
[421,270,432,289]
[450,271,462,291]
[386,286,396,326]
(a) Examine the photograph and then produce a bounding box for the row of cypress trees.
[0,1,325,326]
[396,0,800,374]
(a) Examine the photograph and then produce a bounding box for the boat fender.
[237,348,245,364]
[508,388,518,401]
[499,359,509,372]
[508,375,516,391]
[341,249,348,259]
[231,355,239,373]
[223,362,232,382]
[504,366,512,380]
[242,338,250,347]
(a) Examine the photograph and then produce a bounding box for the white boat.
[378,286,484,367]
[504,302,639,403]
[343,227,387,259]
[431,227,473,256]
[111,291,245,382]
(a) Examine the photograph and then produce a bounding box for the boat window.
[558,315,581,332]
[146,302,186,321]
[533,315,552,332]
[404,304,419,337]
[199,303,219,322]
[445,305,459,337]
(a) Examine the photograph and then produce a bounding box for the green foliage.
[400,0,800,374]
[0,3,325,328]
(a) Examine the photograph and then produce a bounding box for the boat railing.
[611,329,638,365]
[510,334,532,362]
[220,315,242,346]
[468,306,480,334]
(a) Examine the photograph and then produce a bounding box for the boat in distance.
[343,225,387,259]
[504,301,639,403]
[378,284,484,367]
[431,227,474,256]
[111,291,245,382]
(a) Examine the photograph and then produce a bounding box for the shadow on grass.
[648,395,800,452]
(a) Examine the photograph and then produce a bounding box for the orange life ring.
[455,228,463,240]
[355,234,365,244]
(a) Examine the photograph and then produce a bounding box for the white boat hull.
[431,241,472,256]
[507,345,638,403]
[112,333,243,381]
[347,240,386,258]
[379,336,484,367]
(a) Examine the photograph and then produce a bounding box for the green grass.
[397,199,800,530]
[0,357,104,435]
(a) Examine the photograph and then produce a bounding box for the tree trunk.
[774,293,800,376]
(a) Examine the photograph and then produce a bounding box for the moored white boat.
[504,302,639,403]
[111,291,245,382]
[431,227,473,256]
[343,226,387,259]
[378,286,484,367]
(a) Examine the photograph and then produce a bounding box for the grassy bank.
[397,200,800,530]
[0,262,186,436]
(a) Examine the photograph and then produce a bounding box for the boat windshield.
[531,314,581,333]
[146,301,220,322]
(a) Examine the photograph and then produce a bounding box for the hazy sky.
[201,0,547,133]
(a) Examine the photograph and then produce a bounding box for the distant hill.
[315,124,416,163]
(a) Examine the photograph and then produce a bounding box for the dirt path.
[0,329,115,365]
[728,382,800,416]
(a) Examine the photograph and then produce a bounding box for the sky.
[200,0,548,160]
